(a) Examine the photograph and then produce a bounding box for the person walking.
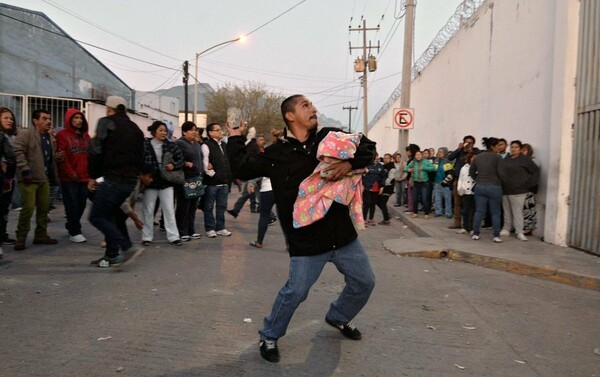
[201,122,233,238]
[376,153,395,225]
[362,153,385,226]
[141,121,184,247]
[499,140,540,241]
[87,96,145,267]
[227,94,376,363]
[56,108,91,243]
[175,121,203,241]
[469,137,504,242]
[13,109,60,250]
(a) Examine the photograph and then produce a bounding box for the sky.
[3,0,464,127]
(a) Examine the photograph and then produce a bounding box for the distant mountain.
[318,114,344,130]
[155,84,214,112]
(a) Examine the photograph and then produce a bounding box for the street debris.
[243,318,252,323]
[514,360,526,364]
[462,325,476,330]
[151,289,158,292]
[594,348,600,356]
[422,305,434,311]
[454,364,465,370]
[116,367,124,372]
[97,336,112,341]
[426,325,437,331]
[424,270,429,273]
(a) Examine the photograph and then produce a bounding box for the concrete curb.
[387,206,600,292]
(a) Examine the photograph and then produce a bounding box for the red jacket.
[56,108,91,183]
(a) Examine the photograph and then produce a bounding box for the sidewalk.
[384,206,600,292]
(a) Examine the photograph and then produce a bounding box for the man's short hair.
[206,123,220,132]
[499,138,507,143]
[280,94,304,126]
[463,135,476,143]
[181,121,196,133]
[32,109,50,121]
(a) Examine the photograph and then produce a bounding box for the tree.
[205,82,286,138]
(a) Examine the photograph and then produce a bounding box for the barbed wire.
[369,0,486,127]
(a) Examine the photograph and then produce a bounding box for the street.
[1,199,599,377]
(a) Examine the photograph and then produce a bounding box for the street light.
[193,36,246,125]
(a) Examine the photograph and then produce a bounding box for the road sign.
[393,108,414,129]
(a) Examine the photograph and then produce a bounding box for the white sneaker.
[190,233,202,239]
[516,233,528,242]
[493,237,503,243]
[456,228,467,234]
[206,230,217,238]
[180,235,191,242]
[69,234,87,243]
[472,235,480,240]
[500,229,510,236]
[216,229,232,237]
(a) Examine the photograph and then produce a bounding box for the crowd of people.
[361,135,540,243]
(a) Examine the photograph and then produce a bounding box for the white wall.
[368,0,579,244]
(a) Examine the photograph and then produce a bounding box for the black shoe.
[259,339,280,363]
[171,240,183,246]
[325,317,362,340]
[3,237,16,245]
[268,218,277,225]
[226,209,238,218]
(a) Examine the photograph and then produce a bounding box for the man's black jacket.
[227,127,376,257]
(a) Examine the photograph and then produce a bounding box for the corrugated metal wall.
[568,0,600,255]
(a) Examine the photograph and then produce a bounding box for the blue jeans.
[433,183,452,217]
[89,179,136,258]
[472,184,502,237]
[257,190,275,244]
[259,238,375,340]
[412,181,431,214]
[231,181,257,215]
[203,185,229,232]
[61,182,89,236]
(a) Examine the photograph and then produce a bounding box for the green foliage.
[205,82,286,137]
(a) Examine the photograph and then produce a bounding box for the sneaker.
[456,228,468,234]
[121,246,145,265]
[171,240,183,246]
[33,235,58,245]
[90,256,108,265]
[141,240,153,247]
[181,235,192,242]
[472,234,480,240]
[3,237,16,245]
[259,339,280,363]
[226,209,238,218]
[216,229,232,236]
[500,229,510,236]
[493,237,503,243]
[206,230,217,238]
[190,233,202,239]
[378,220,391,225]
[13,239,25,250]
[411,213,418,218]
[268,218,277,225]
[69,234,87,243]
[516,233,528,242]
[325,317,362,340]
[424,215,431,220]
[97,256,121,268]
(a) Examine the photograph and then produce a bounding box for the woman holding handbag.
[141,121,184,246]
[175,122,204,241]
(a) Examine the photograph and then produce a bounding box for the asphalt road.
[1,200,599,376]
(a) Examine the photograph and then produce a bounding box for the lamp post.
[193,36,245,125]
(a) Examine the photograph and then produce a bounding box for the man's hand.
[165,163,175,171]
[225,121,247,137]
[130,213,143,230]
[322,161,352,182]
[185,161,193,168]
[87,179,99,191]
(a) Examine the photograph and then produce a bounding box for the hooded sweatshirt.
[56,108,91,183]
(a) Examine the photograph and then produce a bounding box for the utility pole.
[183,60,189,122]
[398,0,416,153]
[349,20,380,137]
[342,105,358,132]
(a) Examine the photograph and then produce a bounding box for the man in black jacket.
[227,94,376,363]
[87,96,144,267]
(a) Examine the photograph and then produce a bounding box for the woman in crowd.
[392,152,406,207]
[175,121,203,241]
[499,140,540,242]
[0,107,17,256]
[456,153,476,234]
[141,121,184,246]
[521,143,538,235]
[362,153,386,226]
[404,144,420,214]
[376,153,396,225]
[432,147,454,218]
[469,137,503,242]
[404,150,435,219]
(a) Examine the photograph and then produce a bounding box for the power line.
[0,12,179,71]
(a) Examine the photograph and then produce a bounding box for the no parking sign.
[392,108,414,129]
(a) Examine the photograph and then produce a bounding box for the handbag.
[183,175,205,199]
[160,151,185,185]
